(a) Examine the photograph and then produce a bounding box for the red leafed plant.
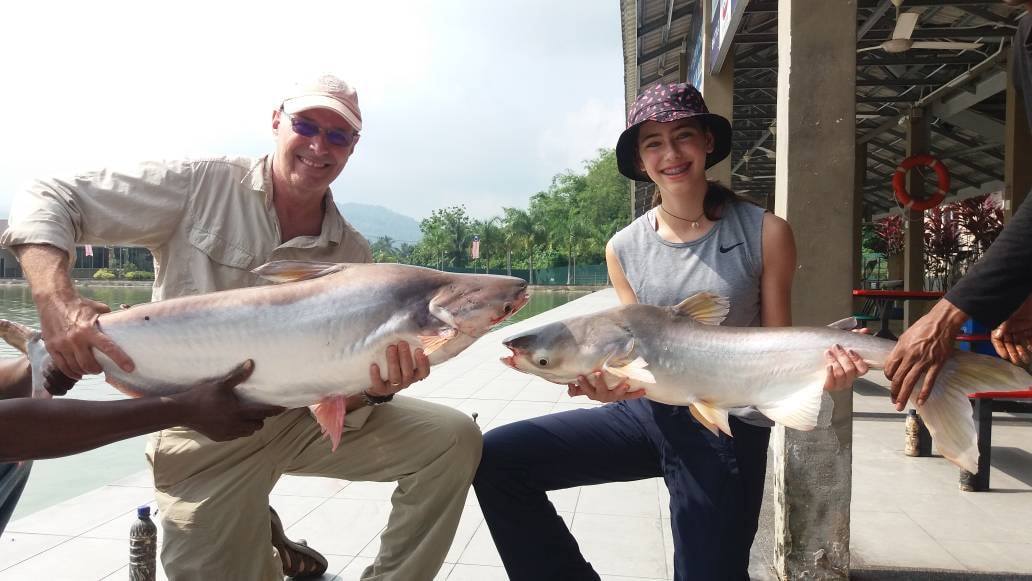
[871,214,905,257]
[924,205,965,290]
[951,194,1003,262]
[924,194,1003,290]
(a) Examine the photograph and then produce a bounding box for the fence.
[437,264,610,286]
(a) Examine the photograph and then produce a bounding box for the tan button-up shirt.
[0,155,371,300]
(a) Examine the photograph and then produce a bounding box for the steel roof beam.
[858,0,893,40]
[875,132,1000,182]
[929,70,1007,118]
[859,0,1003,7]
[941,110,1003,143]
[637,1,695,36]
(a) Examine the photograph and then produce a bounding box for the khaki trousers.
[146,396,482,581]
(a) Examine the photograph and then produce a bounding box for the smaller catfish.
[1,261,528,450]
[500,292,1031,474]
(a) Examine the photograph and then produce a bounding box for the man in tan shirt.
[1,75,482,580]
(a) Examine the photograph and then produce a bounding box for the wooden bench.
[960,388,1032,491]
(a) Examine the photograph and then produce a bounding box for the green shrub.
[93,268,116,280]
[125,271,155,281]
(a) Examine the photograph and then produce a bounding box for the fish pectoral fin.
[826,317,859,331]
[670,292,730,325]
[757,380,825,431]
[418,328,458,355]
[310,396,348,452]
[691,402,732,436]
[603,356,657,384]
[252,260,348,283]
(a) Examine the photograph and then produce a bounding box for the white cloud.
[0,0,623,222]
[537,99,626,175]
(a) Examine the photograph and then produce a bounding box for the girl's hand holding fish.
[567,371,645,403]
[823,344,869,392]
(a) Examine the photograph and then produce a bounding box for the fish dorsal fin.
[604,356,657,384]
[252,260,347,283]
[670,292,730,325]
[418,327,458,356]
[827,317,858,331]
[691,402,732,436]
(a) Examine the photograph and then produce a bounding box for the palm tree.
[477,217,504,273]
[370,236,397,263]
[504,207,547,285]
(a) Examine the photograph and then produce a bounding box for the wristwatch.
[362,390,395,406]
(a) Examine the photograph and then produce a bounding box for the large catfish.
[1,261,528,449]
[500,292,1031,474]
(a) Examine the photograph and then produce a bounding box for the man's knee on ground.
[430,407,483,472]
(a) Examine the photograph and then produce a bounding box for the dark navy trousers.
[473,399,770,581]
[0,461,32,535]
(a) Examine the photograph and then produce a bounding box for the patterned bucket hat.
[615,82,732,181]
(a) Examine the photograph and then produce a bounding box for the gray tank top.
[611,200,765,325]
[611,200,772,426]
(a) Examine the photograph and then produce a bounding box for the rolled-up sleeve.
[1,160,193,260]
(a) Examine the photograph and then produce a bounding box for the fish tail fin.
[0,319,34,355]
[917,353,1032,473]
[0,319,68,400]
[757,379,825,431]
[310,396,348,452]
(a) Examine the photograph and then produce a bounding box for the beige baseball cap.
[281,74,362,132]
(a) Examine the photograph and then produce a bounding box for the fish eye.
[537,358,548,367]
[503,303,513,314]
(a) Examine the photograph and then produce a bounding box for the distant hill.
[336,202,422,246]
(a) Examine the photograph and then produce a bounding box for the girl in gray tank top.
[473,82,867,581]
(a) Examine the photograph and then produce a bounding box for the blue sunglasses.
[280,108,358,147]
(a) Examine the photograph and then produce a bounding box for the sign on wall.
[709,0,750,74]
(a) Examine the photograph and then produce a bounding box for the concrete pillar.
[701,0,734,186]
[903,109,929,325]
[1005,58,1032,219]
[854,142,868,310]
[772,1,856,578]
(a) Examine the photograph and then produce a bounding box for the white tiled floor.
[2,289,1031,579]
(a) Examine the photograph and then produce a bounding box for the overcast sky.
[0,0,625,222]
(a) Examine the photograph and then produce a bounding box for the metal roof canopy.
[622,0,1023,216]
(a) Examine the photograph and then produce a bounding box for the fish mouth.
[489,292,530,326]
[500,345,523,371]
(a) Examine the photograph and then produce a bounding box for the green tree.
[404,148,629,280]
[416,206,473,268]
[371,236,398,263]
[503,207,548,284]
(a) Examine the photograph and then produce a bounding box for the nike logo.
[719,242,744,253]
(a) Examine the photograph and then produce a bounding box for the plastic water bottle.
[904,409,931,457]
[129,505,157,581]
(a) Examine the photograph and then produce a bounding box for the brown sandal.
[270,506,329,579]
